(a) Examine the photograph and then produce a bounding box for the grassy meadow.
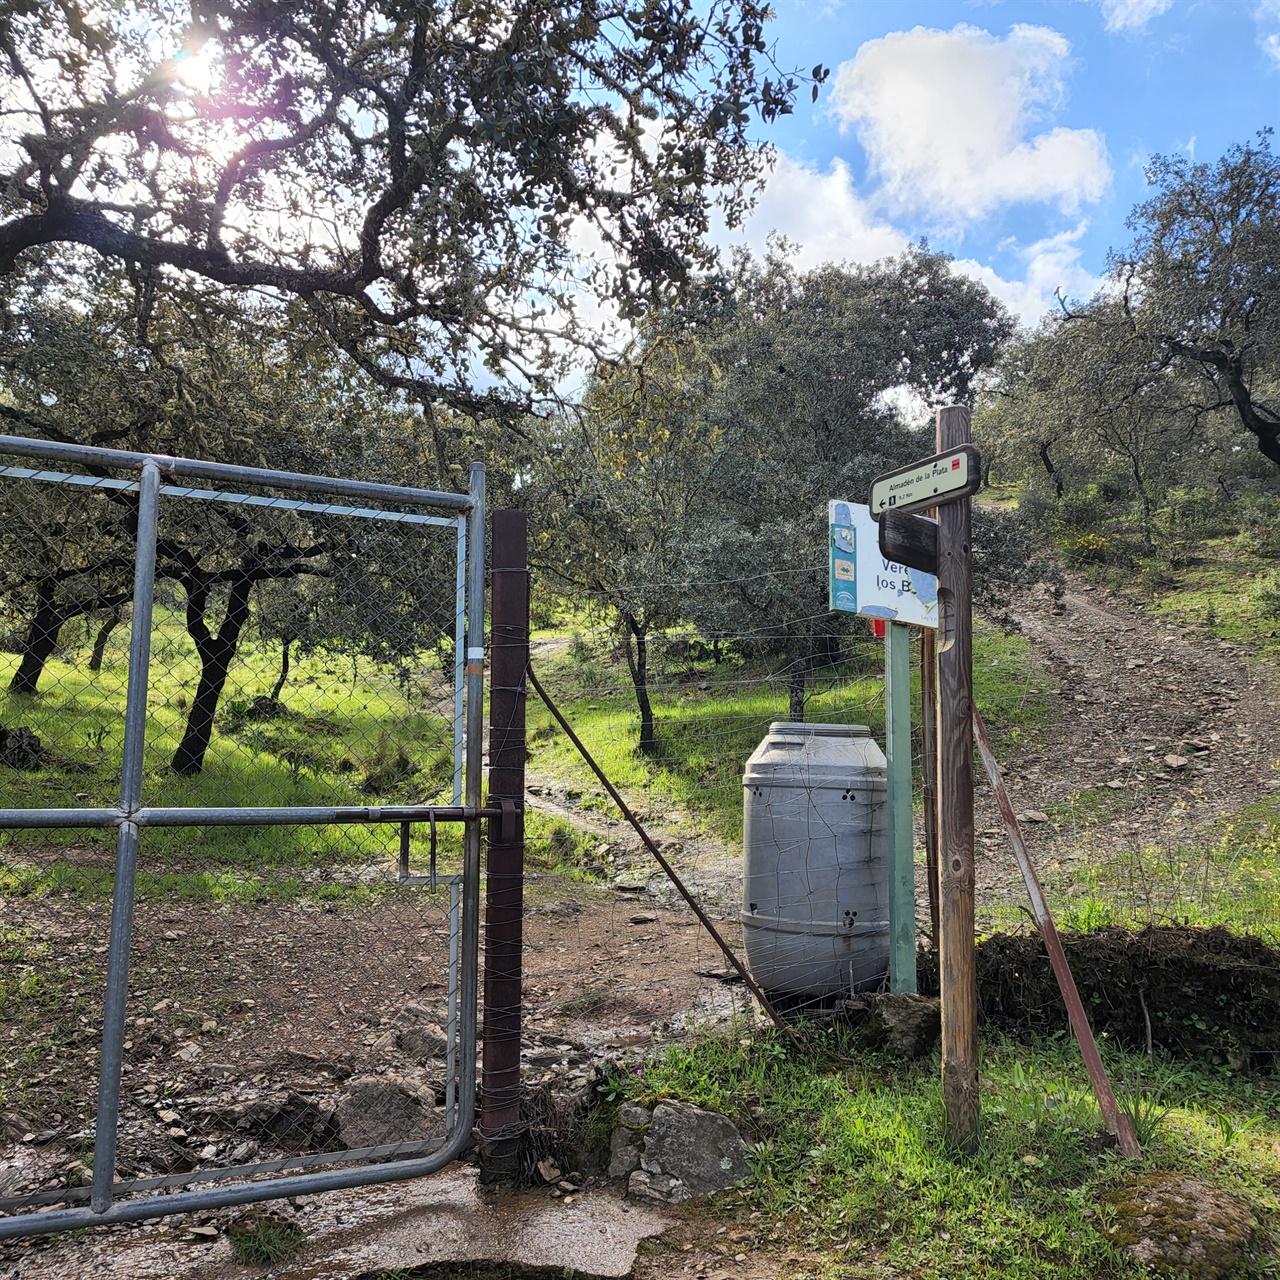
[0,605,462,901]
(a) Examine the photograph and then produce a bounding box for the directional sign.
[868,445,982,520]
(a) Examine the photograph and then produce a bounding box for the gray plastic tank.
[741,722,888,1000]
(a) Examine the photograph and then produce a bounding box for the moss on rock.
[1097,1172,1257,1279]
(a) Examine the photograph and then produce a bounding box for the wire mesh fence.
[511,567,1280,1038]
[518,607,900,1048]
[0,441,484,1234]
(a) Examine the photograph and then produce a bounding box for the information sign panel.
[829,501,938,629]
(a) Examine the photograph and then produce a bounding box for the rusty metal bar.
[971,707,1139,1158]
[480,511,529,1180]
[526,664,798,1043]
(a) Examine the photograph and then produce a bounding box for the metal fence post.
[462,463,487,1162]
[885,619,917,993]
[91,458,160,1212]
[480,511,528,1180]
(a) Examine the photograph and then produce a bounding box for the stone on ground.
[1097,1173,1257,1278]
[335,1075,443,1148]
[862,992,942,1058]
[626,1099,749,1204]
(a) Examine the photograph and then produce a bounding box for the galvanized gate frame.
[0,436,494,1239]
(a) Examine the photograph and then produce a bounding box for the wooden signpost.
[869,409,979,1151]
[932,407,979,1152]
[866,410,1137,1156]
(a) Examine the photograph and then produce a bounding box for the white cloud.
[1098,0,1173,34]
[830,23,1111,225]
[1257,0,1280,66]
[952,222,1104,325]
[719,153,908,268]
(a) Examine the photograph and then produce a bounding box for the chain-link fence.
[0,437,486,1236]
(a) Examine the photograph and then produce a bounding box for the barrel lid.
[767,722,871,737]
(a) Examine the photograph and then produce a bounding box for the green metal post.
[885,620,917,993]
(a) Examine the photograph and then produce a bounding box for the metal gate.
[0,436,489,1237]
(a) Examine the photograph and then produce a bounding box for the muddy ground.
[1,573,1277,1275]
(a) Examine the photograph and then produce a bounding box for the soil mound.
[918,926,1280,1069]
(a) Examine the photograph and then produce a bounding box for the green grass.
[1077,522,1280,657]
[984,795,1280,943]
[0,607,460,899]
[1071,801,1280,943]
[527,621,1055,844]
[1044,784,1135,827]
[227,1212,307,1265]
[1141,542,1280,654]
[614,1026,1279,1279]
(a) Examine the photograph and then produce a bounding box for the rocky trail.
[972,577,1278,912]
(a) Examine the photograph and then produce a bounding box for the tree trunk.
[10,583,66,694]
[788,665,807,722]
[1039,442,1065,499]
[171,643,237,774]
[1215,349,1280,469]
[621,614,657,756]
[270,635,293,702]
[171,575,254,775]
[1132,461,1154,553]
[88,609,122,672]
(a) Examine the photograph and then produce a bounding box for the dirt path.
[969,576,1279,911]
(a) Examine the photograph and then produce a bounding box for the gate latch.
[499,798,518,845]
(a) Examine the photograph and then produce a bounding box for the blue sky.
[715,0,1280,324]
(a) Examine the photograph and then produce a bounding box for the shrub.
[1251,568,1280,618]
[1060,533,1112,566]
[1053,486,1109,533]
[1236,492,1280,557]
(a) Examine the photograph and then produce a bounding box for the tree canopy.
[1061,131,1280,468]
[0,0,816,416]
[531,244,1017,740]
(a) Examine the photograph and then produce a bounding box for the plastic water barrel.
[741,722,889,999]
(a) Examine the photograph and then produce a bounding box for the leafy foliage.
[0,0,819,413]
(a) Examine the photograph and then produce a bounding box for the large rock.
[606,1102,652,1180]
[197,1090,339,1153]
[608,1128,643,1179]
[627,1100,749,1204]
[0,726,44,769]
[863,992,941,1058]
[395,1004,449,1061]
[1097,1173,1257,1278]
[336,1075,444,1149]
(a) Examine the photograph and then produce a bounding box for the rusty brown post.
[480,510,528,1181]
[936,404,979,1152]
[971,707,1139,1157]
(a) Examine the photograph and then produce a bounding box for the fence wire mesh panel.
[0,439,484,1235]
[521,607,899,1060]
